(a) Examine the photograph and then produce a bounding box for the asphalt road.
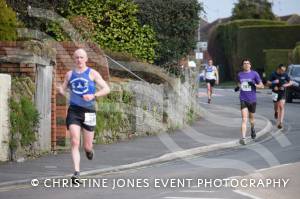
[1,89,299,199]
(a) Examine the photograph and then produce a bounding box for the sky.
[199,0,300,22]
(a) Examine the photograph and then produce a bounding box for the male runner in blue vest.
[57,48,110,183]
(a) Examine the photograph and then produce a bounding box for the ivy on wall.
[9,77,39,153]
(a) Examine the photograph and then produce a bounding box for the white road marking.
[45,165,57,169]
[164,197,224,199]
[233,190,263,199]
[179,190,215,193]
[254,163,294,173]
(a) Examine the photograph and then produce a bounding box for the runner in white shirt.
[204,59,219,104]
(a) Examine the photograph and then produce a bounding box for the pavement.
[0,93,273,188]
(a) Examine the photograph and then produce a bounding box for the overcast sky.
[199,0,300,22]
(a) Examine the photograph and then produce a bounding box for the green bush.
[208,19,285,80]
[10,97,40,149]
[65,0,157,63]
[46,22,70,42]
[9,77,39,152]
[0,0,19,40]
[264,49,293,78]
[292,43,300,64]
[237,25,300,75]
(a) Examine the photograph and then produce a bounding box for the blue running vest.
[68,67,96,110]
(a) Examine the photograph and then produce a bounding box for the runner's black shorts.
[240,100,256,113]
[205,79,216,87]
[273,91,285,102]
[66,105,96,132]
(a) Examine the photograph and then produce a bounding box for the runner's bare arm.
[266,79,279,87]
[255,81,264,89]
[215,67,219,84]
[57,71,71,96]
[93,70,110,97]
[282,80,293,88]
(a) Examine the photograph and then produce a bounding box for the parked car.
[286,64,300,103]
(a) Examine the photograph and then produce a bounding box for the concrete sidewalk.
[0,103,272,188]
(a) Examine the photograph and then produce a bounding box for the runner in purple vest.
[235,59,264,145]
[57,48,110,183]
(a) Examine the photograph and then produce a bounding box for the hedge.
[263,49,293,79]
[293,42,300,64]
[208,19,286,80]
[237,25,300,76]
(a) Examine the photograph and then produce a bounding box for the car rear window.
[291,67,300,77]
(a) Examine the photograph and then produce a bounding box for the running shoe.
[251,126,256,139]
[71,173,83,184]
[86,149,94,160]
[239,138,246,145]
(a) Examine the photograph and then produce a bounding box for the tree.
[0,0,19,40]
[232,0,275,20]
[135,0,203,65]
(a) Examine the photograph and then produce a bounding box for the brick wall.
[0,63,36,77]
[0,42,36,80]
[0,41,110,150]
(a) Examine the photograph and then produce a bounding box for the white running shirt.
[205,65,217,80]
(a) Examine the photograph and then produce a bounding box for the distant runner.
[267,64,292,129]
[204,59,219,104]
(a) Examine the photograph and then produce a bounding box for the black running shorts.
[206,79,216,87]
[272,91,285,103]
[240,100,256,113]
[66,105,96,132]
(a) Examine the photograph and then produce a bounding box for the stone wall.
[0,74,11,161]
[101,69,197,141]
[127,77,196,135]
[127,81,165,135]
[107,60,198,137]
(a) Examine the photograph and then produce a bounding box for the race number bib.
[84,113,96,126]
[241,82,252,92]
[272,92,278,101]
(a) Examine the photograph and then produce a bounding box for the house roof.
[279,14,300,24]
